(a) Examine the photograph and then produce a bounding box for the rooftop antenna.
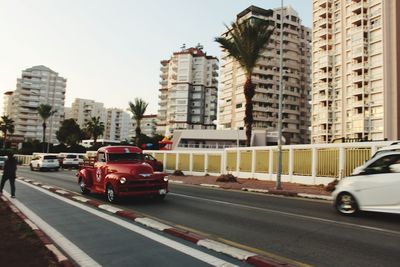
[180,43,186,50]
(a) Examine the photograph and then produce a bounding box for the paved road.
[15,167,400,267]
[4,173,249,267]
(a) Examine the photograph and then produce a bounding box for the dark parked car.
[144,154,163,172]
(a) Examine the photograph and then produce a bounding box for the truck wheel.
[79,178,89,194]
[106,184,117,203]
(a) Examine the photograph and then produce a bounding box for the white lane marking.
[170,192,400,236]
[169,180,184,184]
[17,180,238,267]
[98,204,123,213]
[198,239,256,261]
[135,217,171,231]
[200,184,220,188]
[298,193,333,201]
[3,190,100,267]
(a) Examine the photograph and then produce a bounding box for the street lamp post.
[276,0,284,190]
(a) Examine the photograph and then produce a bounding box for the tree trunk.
[135,119,141,147]
[3,132,7,149]
[42,122,47,153]
[243,78,255,147]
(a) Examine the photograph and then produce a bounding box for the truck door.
[93,152,107,192]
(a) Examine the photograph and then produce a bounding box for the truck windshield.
[108,153,143,162]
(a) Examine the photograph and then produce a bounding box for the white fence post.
[251,149,256,178]
[236,149,240,177]
[268,149,273,180]
[205,152,209,175]
[339,146,345,179]
[289,148,294,182]
[163,152,167,172]
[175,152,179,171]
[190,152,193,175]
[312,148,317,185]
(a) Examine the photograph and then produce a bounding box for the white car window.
[366,155,400,174]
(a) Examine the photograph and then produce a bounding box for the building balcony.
[314,72,333,81]
[352,48,368,59]
[315,28,332,39]
[350,1,368,13]
[352,74,369,83]
[315,17,333,28]
[315,8,332,18]
[352,61,368,71]
[351,13,368,24]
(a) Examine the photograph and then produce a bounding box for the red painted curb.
[163,228,203,244]
[87,200,101,207]
[246,255,290,267]
[116,210,139,220]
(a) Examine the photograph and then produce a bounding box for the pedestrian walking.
[0,151,17,198]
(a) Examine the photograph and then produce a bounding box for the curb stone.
[18,177,297,267]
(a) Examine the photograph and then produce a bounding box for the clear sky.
[0,0,311,114]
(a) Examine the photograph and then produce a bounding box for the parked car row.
[28,152,163,173]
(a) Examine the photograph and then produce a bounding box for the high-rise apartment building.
[218,6,312,144]
[8,65,66,143]
[157,45,219,136]
[312,0,400,143]
[105,108,131,141]
[66,98,107,128]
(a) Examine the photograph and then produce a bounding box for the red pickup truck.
[77,146,168,203]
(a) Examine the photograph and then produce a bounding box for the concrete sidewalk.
[168,175,333,201]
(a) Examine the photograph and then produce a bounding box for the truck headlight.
[120,177,127,184]
[163,176,169,182]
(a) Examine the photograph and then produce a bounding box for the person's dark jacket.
[3,157,17,179]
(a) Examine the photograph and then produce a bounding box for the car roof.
[377,144,400,151]
[98,146,142,154]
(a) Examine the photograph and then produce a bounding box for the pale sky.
[0,0,312,114]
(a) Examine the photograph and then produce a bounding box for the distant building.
[65,98,107,128]
[312,0,400,143]
[218,5,312,144]
[129,114,159,139]
[157,44,219,136]
[7,65,66,143]
[105,108,131,141]
[2,91,14,116]
[170,129,281,150]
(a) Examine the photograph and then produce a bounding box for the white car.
[62,154,85,169]
[30,154,60,171]
[333,151,400,215]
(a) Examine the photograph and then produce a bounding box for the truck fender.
[103,174,120,192]
[78,169,93,187]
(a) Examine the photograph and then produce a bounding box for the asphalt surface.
[13,167,400,266]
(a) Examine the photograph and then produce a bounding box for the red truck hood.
[107,162,154,176]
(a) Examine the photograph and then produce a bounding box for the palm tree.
[215,18,274,146]
[85,116,105,145]
[37,104,56,152]
[0,115,15,149]
[128,98,148,146]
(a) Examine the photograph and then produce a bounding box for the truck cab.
[77,146,168,203]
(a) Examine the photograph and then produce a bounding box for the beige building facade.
[218,6,312,144]
[312,0,400,143]
[157,45,219,137]
[7,65,66,143]
[66,98,107,128]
